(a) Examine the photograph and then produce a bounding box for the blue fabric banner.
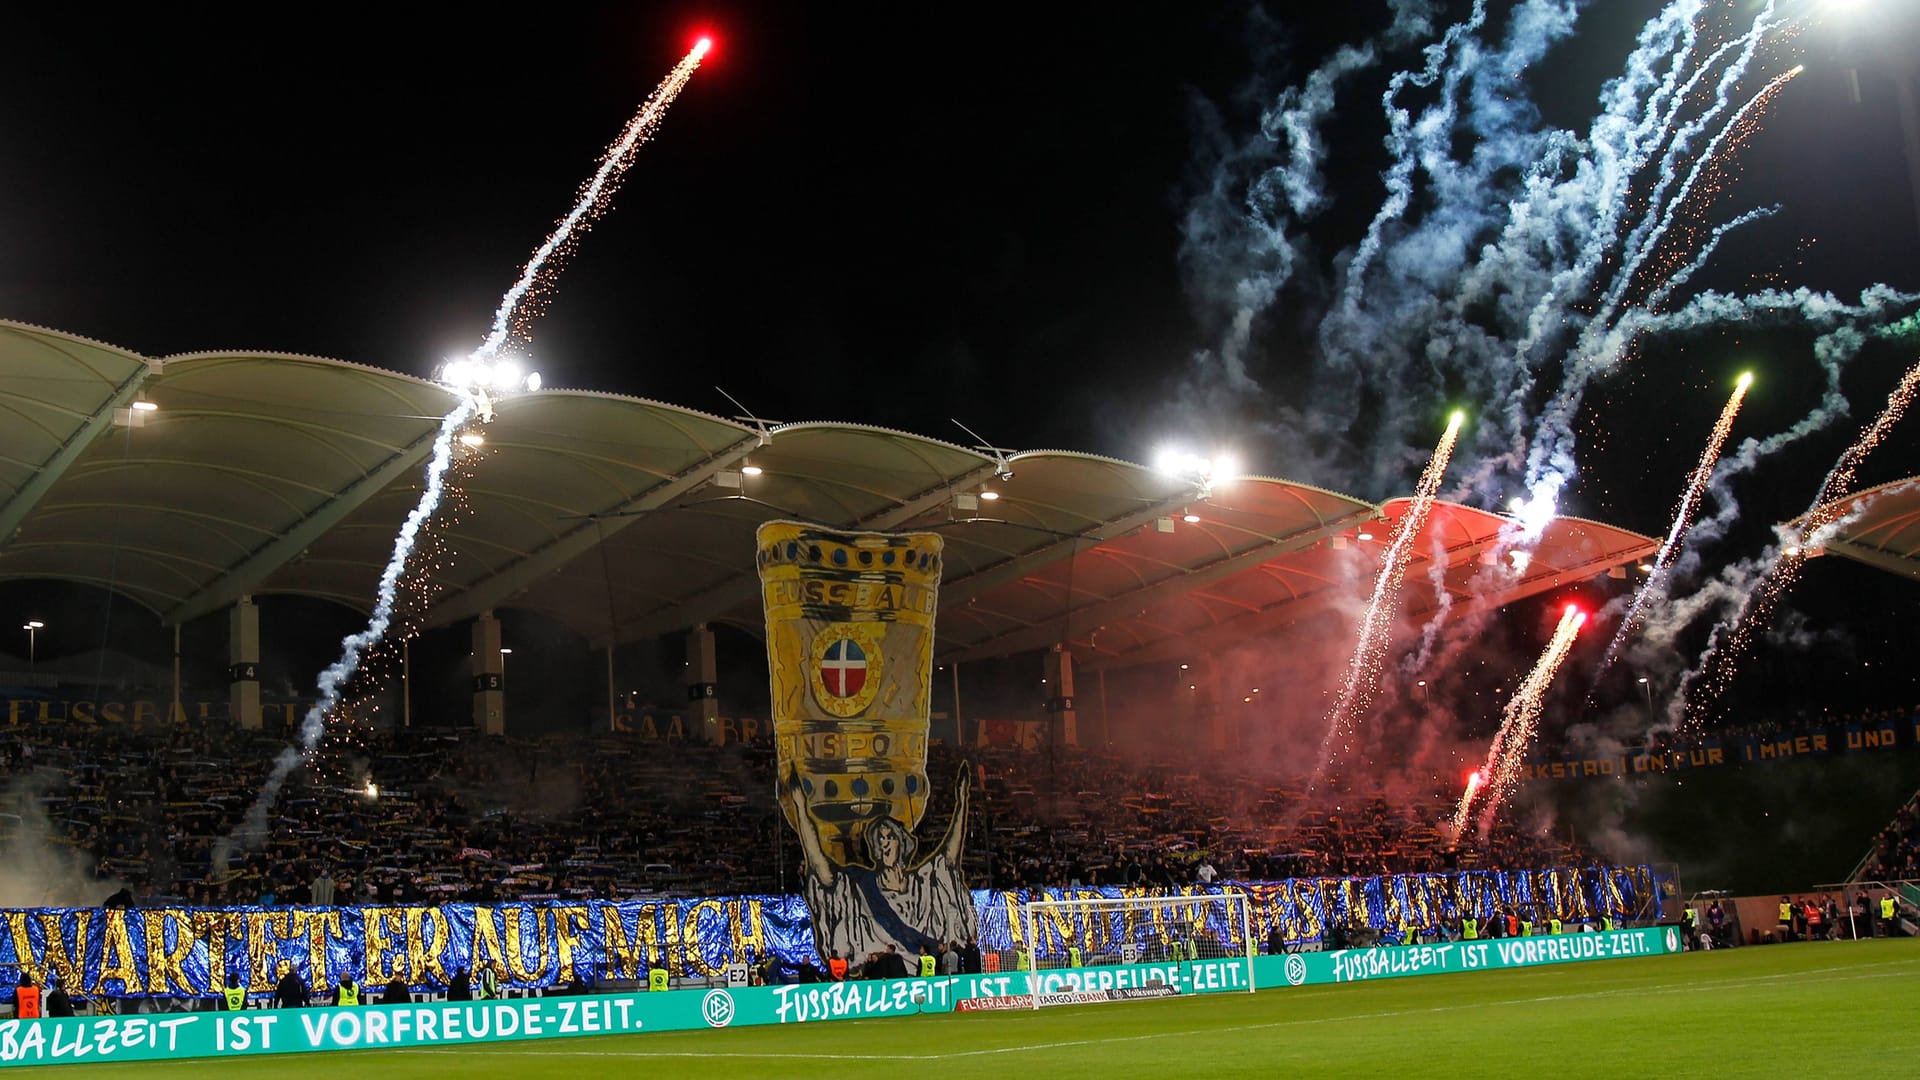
[0,866,1659,999]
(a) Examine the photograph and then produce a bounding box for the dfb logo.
[1284,954,1307,986]
[702,988,736,1028]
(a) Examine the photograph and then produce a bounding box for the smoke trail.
[216,397,475,867]
[214,44,713,868]
[1596,373,1753,671]
[1453,603,1586,836]
[1308,411,1463,787]
[1675,352,1920,724]
[476,39,710,360]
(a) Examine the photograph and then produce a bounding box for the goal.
[1017,892,1257,1008]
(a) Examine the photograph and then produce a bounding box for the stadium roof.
[1791,477,1920,583]
[0,321,1659,669]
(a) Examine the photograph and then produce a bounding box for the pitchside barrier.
[0,927,1681,1069]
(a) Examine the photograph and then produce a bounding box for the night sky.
[4,2,1920,726]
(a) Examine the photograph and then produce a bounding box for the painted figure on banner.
[756,522,979,961]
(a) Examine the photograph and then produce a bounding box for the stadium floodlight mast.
[22,621,43,673]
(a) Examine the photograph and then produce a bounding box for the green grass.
[26,940,1920,1079]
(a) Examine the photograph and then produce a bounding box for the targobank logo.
[1284,954,1307,986]
[702,989,736,1028]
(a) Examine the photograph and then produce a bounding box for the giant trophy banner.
[754,522,977,963]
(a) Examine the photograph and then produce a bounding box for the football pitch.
[20,939,1919,1079]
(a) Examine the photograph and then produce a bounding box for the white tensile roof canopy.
[0,320,1659,670]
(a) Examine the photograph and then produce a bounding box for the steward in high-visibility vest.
[478,968,498,1000]
[982,951,1001,973]
[1015,948,1031,972]
[648,967,669,992]
[827,953,849,981]
[918,952,937,978]
[1881,896,1897,921]
[1461,917,1478,940]
[1067,945,1083,968]
[13,981,40,1019]
[222,985,246,1011]
[1778,899,1794,925]
[336,977,360,1006]
[1519,918,1533,937]
[1184,939,1199,961]
[1548,918,1563,935]
[1601,915,1614,932]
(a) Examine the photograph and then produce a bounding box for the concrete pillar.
[472,612,504,736]
[228,597,261,730]
[1043,644,1078,748]
[686,623,719,742]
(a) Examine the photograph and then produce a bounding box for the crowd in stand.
[1859,794,1920,883]
[3,709,1605,909]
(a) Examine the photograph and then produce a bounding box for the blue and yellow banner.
[0,868,1659,999]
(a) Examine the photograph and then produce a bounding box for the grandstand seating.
[0,713,1601,907]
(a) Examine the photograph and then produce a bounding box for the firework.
[1308,411,1465,788]
[476,38,711,361]
[217,40,714,865]
[1681,354,1920,723]
[1453,604,1587,837]
[1597,372,1753,672]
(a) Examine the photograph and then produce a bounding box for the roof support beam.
[0,365,150,547]
[600,462,1005,646]
[944,507,1377,662]
[427,434,765,629]
[1815,538,1920,583]
[164,420,454,625]
[938,491,1204,612]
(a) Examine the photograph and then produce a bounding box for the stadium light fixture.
[741,464,764,477]
[1153,446,1237,497]
[1182,509,1201,524]
[979,489,1000,501]
[131,400,159,412]
[1357,531,1374,541]
[22,621,43,673]
[460,432,485,447]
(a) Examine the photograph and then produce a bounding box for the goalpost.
[1018,892,1257,1008]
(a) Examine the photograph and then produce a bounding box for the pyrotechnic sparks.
[1308,411,1465,788]
[217,42,713,865]
[1453,604,1588,837]
[475,39,711,362]
[1678,354,1920,724]
[217,398,476,866]
[1597,372,1754,672]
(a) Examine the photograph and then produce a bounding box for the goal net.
[1017,892,1256,1008]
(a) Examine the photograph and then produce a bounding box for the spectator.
[44,977,73,1018]
[311,867,336,907]
[272,962,308,1009]
[380,977,410,1006]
